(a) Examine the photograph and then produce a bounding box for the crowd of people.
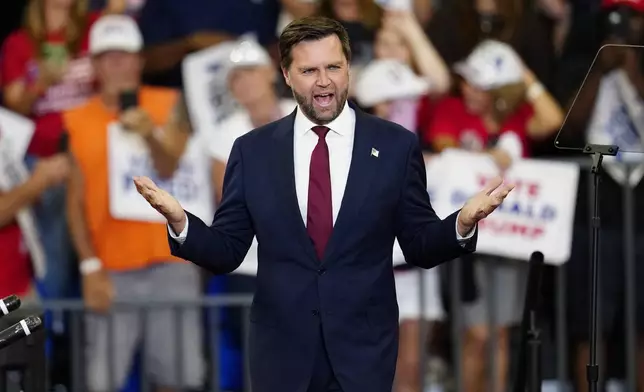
[0,0,643,391]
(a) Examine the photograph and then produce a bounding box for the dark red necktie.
[307,126,333,261]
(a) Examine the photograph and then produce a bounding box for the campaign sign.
[428,149,579,265]
[108,122,214,224]
[0,109,46,278]
[0,107,36,159]
[182,40,241,136]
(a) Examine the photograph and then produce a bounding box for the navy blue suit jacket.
[169,106,477,392]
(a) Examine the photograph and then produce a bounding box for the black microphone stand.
[526,309,541,392]
[583,143,619,392]
[512,251,544,392]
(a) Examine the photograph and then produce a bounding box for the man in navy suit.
[134,16,513,392]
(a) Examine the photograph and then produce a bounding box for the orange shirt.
[63,86,183,271]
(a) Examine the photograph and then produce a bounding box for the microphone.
[0,295,21,318]
[524,251,545,316]
[0,316,43,350]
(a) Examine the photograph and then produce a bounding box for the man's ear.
[281,67,291,87]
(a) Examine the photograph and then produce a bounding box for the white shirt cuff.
[168,213,189,245]
[455,212,476,244]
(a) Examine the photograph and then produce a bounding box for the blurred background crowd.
[0,0,643,391]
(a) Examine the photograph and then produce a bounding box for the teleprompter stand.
[583,143,619,392]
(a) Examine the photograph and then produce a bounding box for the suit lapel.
[323,108,379,263]
[270,111,318,264]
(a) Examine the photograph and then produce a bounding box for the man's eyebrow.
[298,62,344,71]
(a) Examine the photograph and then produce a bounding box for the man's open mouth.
[313,93,334,107]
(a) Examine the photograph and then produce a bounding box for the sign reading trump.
[428,149,579,265]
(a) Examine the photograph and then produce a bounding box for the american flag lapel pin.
[371,148,379,158]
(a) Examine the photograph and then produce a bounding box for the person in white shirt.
[209,38,297,202]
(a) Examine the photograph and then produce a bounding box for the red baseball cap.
[602,0,644,13]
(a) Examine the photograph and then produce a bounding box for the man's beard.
[292,88,349,125]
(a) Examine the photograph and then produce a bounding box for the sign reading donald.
[427,149,579,265]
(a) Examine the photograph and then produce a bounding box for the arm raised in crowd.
[413,0,433,25]
[523,68,565,139]
[382,11,451,95]
[1,41,65,116]
[119,94,192,178]
[0,155,69,228]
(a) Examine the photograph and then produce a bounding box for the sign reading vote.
[427,149,579,265]
[108,122,214,224]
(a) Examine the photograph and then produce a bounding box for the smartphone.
[119,90,139,111]
[58,132,69,153]
[41,44,69,66]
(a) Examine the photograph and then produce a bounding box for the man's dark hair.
[279,16,352,70]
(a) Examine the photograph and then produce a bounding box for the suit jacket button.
[311,310,319,316]
[317,267,326,276]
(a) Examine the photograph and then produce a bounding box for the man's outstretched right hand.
[133,176,187,234]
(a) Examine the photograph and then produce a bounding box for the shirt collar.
[293,100,354,137]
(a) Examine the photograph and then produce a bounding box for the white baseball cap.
[453,40,524,90]
[228,38,271,69]
[89,14,143,55]
[354,59,430,107]
[375,0,413,11]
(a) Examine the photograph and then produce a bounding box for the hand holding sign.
[120,108,154,138]
[457,176,514,236]
[133,176,186,232]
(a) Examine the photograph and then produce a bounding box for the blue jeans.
[25,155,78,299]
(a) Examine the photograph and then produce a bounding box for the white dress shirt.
[169,102,475,244]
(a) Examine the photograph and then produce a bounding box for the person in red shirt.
[0,0,103,158]
[0,0,117,300]
[0,153,69,312]
[424,40,563,164]
[424,40,563,392]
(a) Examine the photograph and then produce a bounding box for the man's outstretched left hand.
[457,176,514,237]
